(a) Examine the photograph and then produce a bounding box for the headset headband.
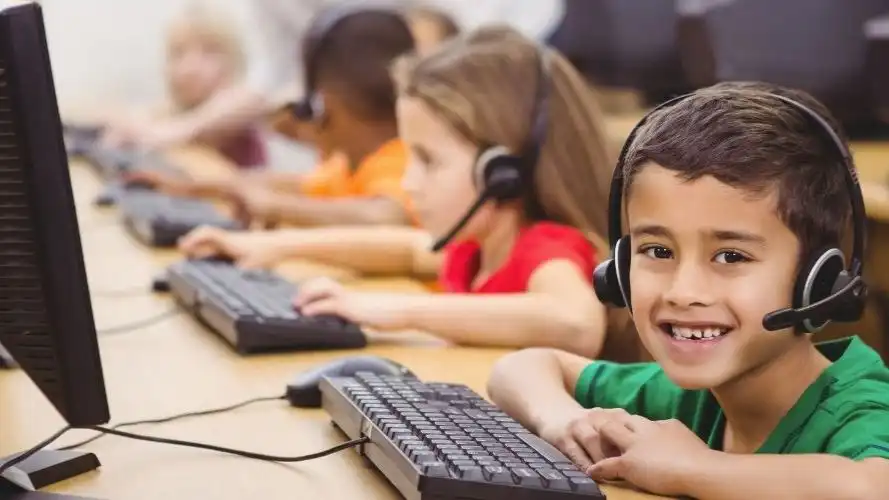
[607,92,866,277]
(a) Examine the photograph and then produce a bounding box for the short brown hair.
[305,9,415,122]
[623,82,852,260]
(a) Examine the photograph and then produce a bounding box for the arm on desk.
[656,454,889,500]
[257,194,411,227]
[179,225,441,277]
[296,260,607,356]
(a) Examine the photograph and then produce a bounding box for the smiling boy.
[486,83,889,498]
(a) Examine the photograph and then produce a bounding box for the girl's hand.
[293,277,416,331]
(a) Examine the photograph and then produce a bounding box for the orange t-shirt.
[300,139,409,207]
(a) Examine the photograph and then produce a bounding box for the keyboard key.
[483,465,512,483]
[510,468,543,487]
[516,433,573,465]
[422,462,450,477]
[568,477,601,494]
[455,464,484,481]
[538,469,570,490]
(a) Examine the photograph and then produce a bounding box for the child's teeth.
[671,325,728,340]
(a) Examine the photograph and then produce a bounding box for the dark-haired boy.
[487,84,889,498]
[130,8,415,228]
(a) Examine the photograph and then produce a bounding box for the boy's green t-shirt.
[573,336,889,459]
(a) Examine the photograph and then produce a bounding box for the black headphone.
[290,3,408,122]
[430,49,552,251]
[592,92,868,334]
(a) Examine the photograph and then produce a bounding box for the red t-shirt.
[439,222,597,294]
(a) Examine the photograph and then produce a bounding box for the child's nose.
[663,262,714,308]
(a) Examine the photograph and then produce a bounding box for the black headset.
[430,49,552,251]
[290,3,408,122]
[592,92,868,334]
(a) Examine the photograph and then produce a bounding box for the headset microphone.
[430,167,523,252]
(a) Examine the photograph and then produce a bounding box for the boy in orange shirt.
[128,6,415,228]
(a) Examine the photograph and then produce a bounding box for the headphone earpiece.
[793,247,847,333]
[593,236,632,310]
[290,93,326,122]
[474,145,525,202]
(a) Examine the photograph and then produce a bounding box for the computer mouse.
[151,272,171,293]
[93,187,119,207]
[286,355,415,408]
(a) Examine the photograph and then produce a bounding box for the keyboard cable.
[97,307,182,336]
[1,417,368,477]
[57,394,287,451]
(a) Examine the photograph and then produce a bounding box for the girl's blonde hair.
[167,1,247,78]
[392,26,614,253]
[394,27,646,362]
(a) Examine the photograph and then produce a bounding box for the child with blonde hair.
[102,2,266,168]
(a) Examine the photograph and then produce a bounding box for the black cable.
[97,308,181,336]
[58,395,286,451]
[3,422,367,476]
[0,426,71,476]
[84,426,368,463]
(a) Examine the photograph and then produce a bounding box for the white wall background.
[40,0,256,116]
[37,0,314,169]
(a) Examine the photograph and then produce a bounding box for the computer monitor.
[0,1,109,494]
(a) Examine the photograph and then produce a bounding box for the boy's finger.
[559,439,593,471]
[598,420,636,452]
[586,457,625,481]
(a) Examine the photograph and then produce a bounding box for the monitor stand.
[0,450,100,496]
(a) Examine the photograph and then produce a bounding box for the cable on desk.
[97,308,182,336]
[3,422,367,475]
[0,426,71,476]
[58,394,286,451]
[85,426,369,463]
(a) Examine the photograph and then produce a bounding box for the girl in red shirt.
[180,27,624,358]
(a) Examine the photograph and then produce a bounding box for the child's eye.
[714,250,750,264]
[640,245,673,260]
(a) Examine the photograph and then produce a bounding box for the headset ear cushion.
[614,236,632,312]
[290,99,314,122]
[475,145,522,200]
[794,246,845,332]
[593,237,632,310]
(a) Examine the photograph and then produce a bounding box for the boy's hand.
[587,415,713,496]
[293,277,414,331]
[227,184,281,227]
[177,226,284,269]
[538,407,635,471]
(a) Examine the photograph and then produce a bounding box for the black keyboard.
[119,190,242,247]
[167,259,367,354]
[321,373,606,500]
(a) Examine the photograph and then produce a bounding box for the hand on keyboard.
[294,277,416,331]
[178,226,285,269]
[586,414,712,497]
[537,407,637,471]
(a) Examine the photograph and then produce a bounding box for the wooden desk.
[0,160,663,498]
